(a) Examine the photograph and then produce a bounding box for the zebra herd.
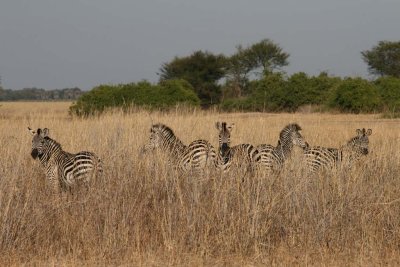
[27,123,372,192]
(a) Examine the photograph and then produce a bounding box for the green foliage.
[245,39,289,76]
[247,72,286,111]
[159,51,226,106]
[69,79,200,117]
[329,78,382,113]
[223,39,289,98]
[219,97,254,112]
[361,40,400,78]
[220,72,347,112]
[374,76,400,112]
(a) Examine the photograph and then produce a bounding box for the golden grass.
[1,101,400,266]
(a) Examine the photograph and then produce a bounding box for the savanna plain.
[0,102,400,266]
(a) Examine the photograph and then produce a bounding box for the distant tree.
[329,78,382,113]
[224,39,289,98]
[374,76,400,112]
[224,45,256,98]
[245,39,289,76]
[361,41,400,78]
[159,50,226,106]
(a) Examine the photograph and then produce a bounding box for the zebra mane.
[152,123,175,136]
[279,123,302,139]
[44,136,62,149]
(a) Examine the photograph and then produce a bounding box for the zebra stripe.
[304,128,372,173]
[28,127,102,192]
[215,122,258,173]
[255,123,308,172]
[141,123,216,173]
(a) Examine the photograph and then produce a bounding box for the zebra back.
[255,123,308,172]
[142,123,217,173]
[304,128,372,174]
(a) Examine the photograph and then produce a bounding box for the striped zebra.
[255,123,308,173]
[215,122,258,173]
[141,123,217,173]
[28,127,102,192]
[304,128,372,173]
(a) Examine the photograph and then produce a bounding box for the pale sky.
[0,0,399,90]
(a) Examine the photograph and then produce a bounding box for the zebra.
[215,122,258,173]
[141,123,217,173]
[28,127,102,192]
[304,128,372,174]
[255,123,308,173]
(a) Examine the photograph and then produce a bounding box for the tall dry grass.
[1,101,400,266]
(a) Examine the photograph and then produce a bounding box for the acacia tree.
[361,41,400,78]
[224,39,289,97]
[159,51,226,106]
[224,45,255,98]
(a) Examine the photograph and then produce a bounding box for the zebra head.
[279,123,308,149]
[348,128,372,155]
[215,122,234,155]
[141,123,178,153]
[28,127,50,159]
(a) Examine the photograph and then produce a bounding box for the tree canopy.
[224,39,289,98]
[361,41,400,78]
[158,50,226,106]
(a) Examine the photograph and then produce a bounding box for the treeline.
[69,80,199,116]
[222,73,400,114]
[0,87,83,101]
[69,39,400,116]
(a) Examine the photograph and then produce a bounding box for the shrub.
[247,72,286,112]
[219,97,254,111]
[374,77,400,112]
[69,79,200,116]
[329,77,382,113]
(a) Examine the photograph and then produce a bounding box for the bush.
[246,72,286,112]
[329,77,382,113]
[374,77,400,112]
[219,97,254,111]
[221,72,340,112]
[69,79,200,117]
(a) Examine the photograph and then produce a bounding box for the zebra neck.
[39,138,62,166]
[217,143,231,166]
[165,136,186,155]
[340,142,362,161]
[277,139,293,159]
[219,143,230,157]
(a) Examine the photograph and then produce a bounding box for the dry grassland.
[1,101,400,266]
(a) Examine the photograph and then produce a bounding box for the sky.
[0,0,399,90]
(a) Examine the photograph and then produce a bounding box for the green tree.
[245,39,289,76]
[224,39,289,98]
[329,78,382,113]
[223,45,256,98]
[159,51,226,106]
[248,72,286,111]
[374,76,400,112]
[361,41,400,77]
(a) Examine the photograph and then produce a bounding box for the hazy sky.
[1,0,399,90]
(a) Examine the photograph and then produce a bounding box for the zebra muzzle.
[31,149,39,159]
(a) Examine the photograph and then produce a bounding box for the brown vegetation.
[1,102,400,266]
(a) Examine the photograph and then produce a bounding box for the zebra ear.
[366,129,372,136]
[215,122,222,131]
[27,127,36,136]
[227,123,235,131]
[356,129,362,136]
[42,128,50,137]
